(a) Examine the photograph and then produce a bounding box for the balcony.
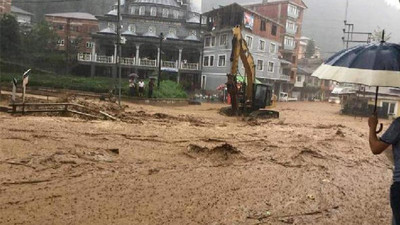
[77,53,91,61]
[280,75,290,81]
[283,44,295,51]
[139,58,157,67]
[77,53,200,71]
[181,62,199,70]
[162,61,177,69]
[121,57,135,65]
[97,55,113,63]
[286,26,296,35]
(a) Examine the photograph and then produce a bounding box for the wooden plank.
[9,103,73,107]
[67,109,101,119]
[99,111,117,120]
[10,109,66,114]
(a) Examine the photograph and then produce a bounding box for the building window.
[284,36,295,47]
[220,34,227,46]
[259,40,265,51]
[297,75,302,82]
[148,26,156,35]
[204,36,216,47]
[257,60,263,71]
[260,20,266,31]
[139,6,145,15]
[128,24,136,32]
[108,22,116,31]
[173,10,179,19]
[86,41,94,48]
[162,8,169,17]
[169,28,177,36]
[129,6,136,14]
[268,61,274,73]
[286,20,296,31]
[245,35,253,49]
[150,7,157,16]
[218,55,226,67]
[388,102,396,115]
[203,55,214,67]
[288,4,299,17]
[271,24,277,36]
[57,39,64,46]
[270,43,276,53]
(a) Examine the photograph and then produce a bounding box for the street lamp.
[158,32,164,89]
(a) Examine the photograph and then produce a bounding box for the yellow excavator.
[225,25,279,118]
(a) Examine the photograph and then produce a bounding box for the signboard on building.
[243,12,254,30]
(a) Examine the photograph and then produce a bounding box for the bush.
[0,72,187,99]
[152,80,187,99]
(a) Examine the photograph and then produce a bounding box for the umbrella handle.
[376,123,383,134]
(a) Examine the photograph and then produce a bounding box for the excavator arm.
[227,25,256,113]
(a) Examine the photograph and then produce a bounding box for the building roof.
[45,12,97,21]
[134,0,180,7]
[245,0,307,9]
[203,3,283,27]
[11,6,33,16]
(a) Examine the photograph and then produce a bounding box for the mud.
[0,97,395,225]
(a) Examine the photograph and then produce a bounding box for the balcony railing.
[97,55,113,63]
[77,53,92,61]
[181,62,199,70]
[162,61,177,69]
[77,53,200,71]
[139,58,157,67]
[121,57,135,65]
[280,75,290,81]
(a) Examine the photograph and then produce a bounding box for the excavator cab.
[253,84,273,110]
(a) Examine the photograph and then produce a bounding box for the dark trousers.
[391,182,400,225]
[148,89,153,98]
[130,87,135,96]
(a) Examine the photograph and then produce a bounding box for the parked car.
[279,92,298,102]
[328,95,341,104]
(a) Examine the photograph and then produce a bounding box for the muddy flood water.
[0,98,395,224]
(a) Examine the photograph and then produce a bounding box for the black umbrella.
[312,31,400,133]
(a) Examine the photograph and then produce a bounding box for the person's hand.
[368,113,378,129]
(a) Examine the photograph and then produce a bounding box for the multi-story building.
[298,36,320,60]
[245,0,307,95]
[0,0,11,15]
[201,3,287,93]
[45,12,99,54]
[77,0,205,89]
[11,6,33,30]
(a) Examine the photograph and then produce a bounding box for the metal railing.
[181,62,199,70]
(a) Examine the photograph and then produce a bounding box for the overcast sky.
[202,0,400,58]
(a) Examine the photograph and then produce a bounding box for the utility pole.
[158,32,164,89]
[116,0,122,106]
[65,18,71,74]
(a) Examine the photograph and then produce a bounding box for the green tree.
[305,39,316,59]
[0,14,21,58]
[372,26,391,42]
[22,20,58,54]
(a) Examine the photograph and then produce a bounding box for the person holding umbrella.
[312,31,400,224]
[369,115,400,225]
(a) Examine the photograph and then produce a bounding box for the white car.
[328,96,341,104]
